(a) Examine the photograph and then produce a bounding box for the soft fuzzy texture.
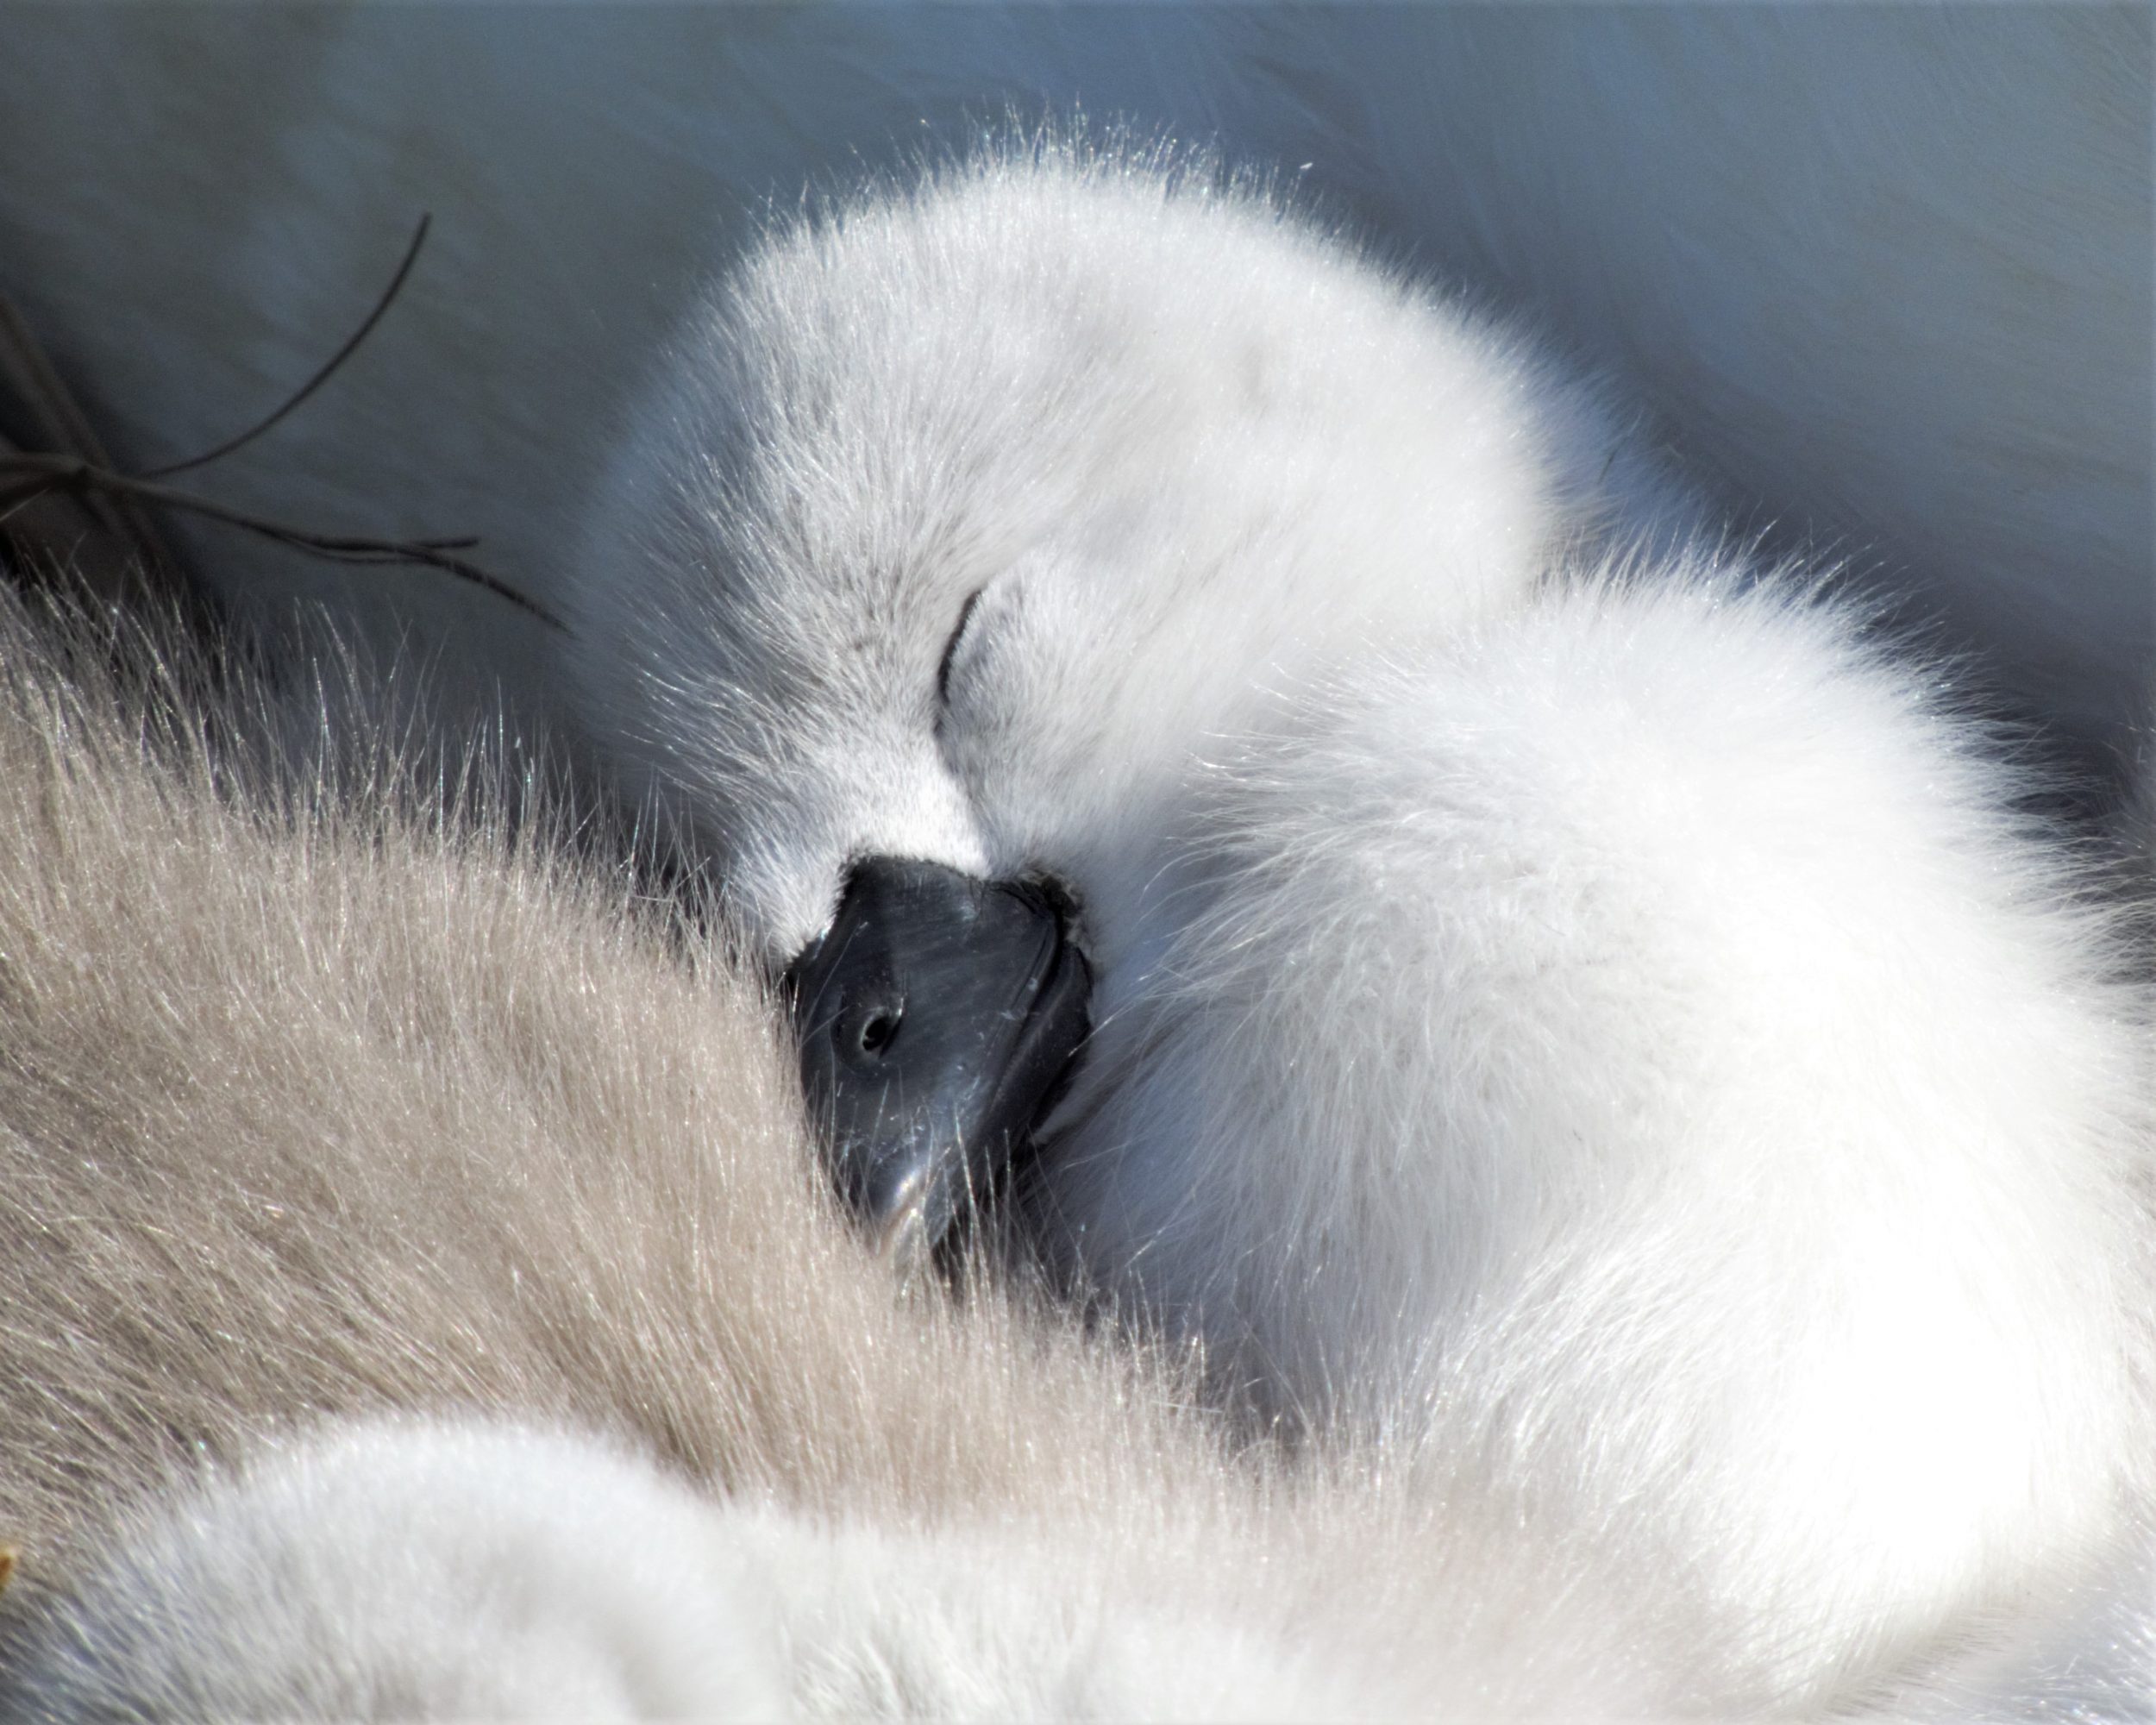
[0,599,1990,1722]
[0,125,2147,1720]
[0,598,2140,1721]
[561,143,2156,1708]
[0,606,1419,1719]
[0,561,2139,1708]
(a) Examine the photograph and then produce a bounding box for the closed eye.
[936,587,984,708]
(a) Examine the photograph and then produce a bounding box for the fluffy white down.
[24,1422,1364,1723]
[0,71,2144,1725]
[563,147,2155,1703]
[20,1424,792,1722]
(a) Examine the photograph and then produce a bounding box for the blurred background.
[0,5,2147,808]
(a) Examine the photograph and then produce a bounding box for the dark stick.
[0,216,562,633]
[0,451,561,630]
[139,214,434,481]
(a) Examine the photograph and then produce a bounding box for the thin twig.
[0,452,562,629]
[0,216,564,633]
[139,214,433,481]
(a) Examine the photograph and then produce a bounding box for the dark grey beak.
[785,857,1090,1266]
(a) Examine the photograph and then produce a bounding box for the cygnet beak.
[785,856,1090,1265]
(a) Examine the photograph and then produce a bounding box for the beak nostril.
[856,1007,902,1057]
[829,990,905,1065]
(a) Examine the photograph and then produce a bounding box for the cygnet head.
[567,141,1662,1262]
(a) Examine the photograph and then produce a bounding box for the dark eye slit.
[936,588,984,707]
